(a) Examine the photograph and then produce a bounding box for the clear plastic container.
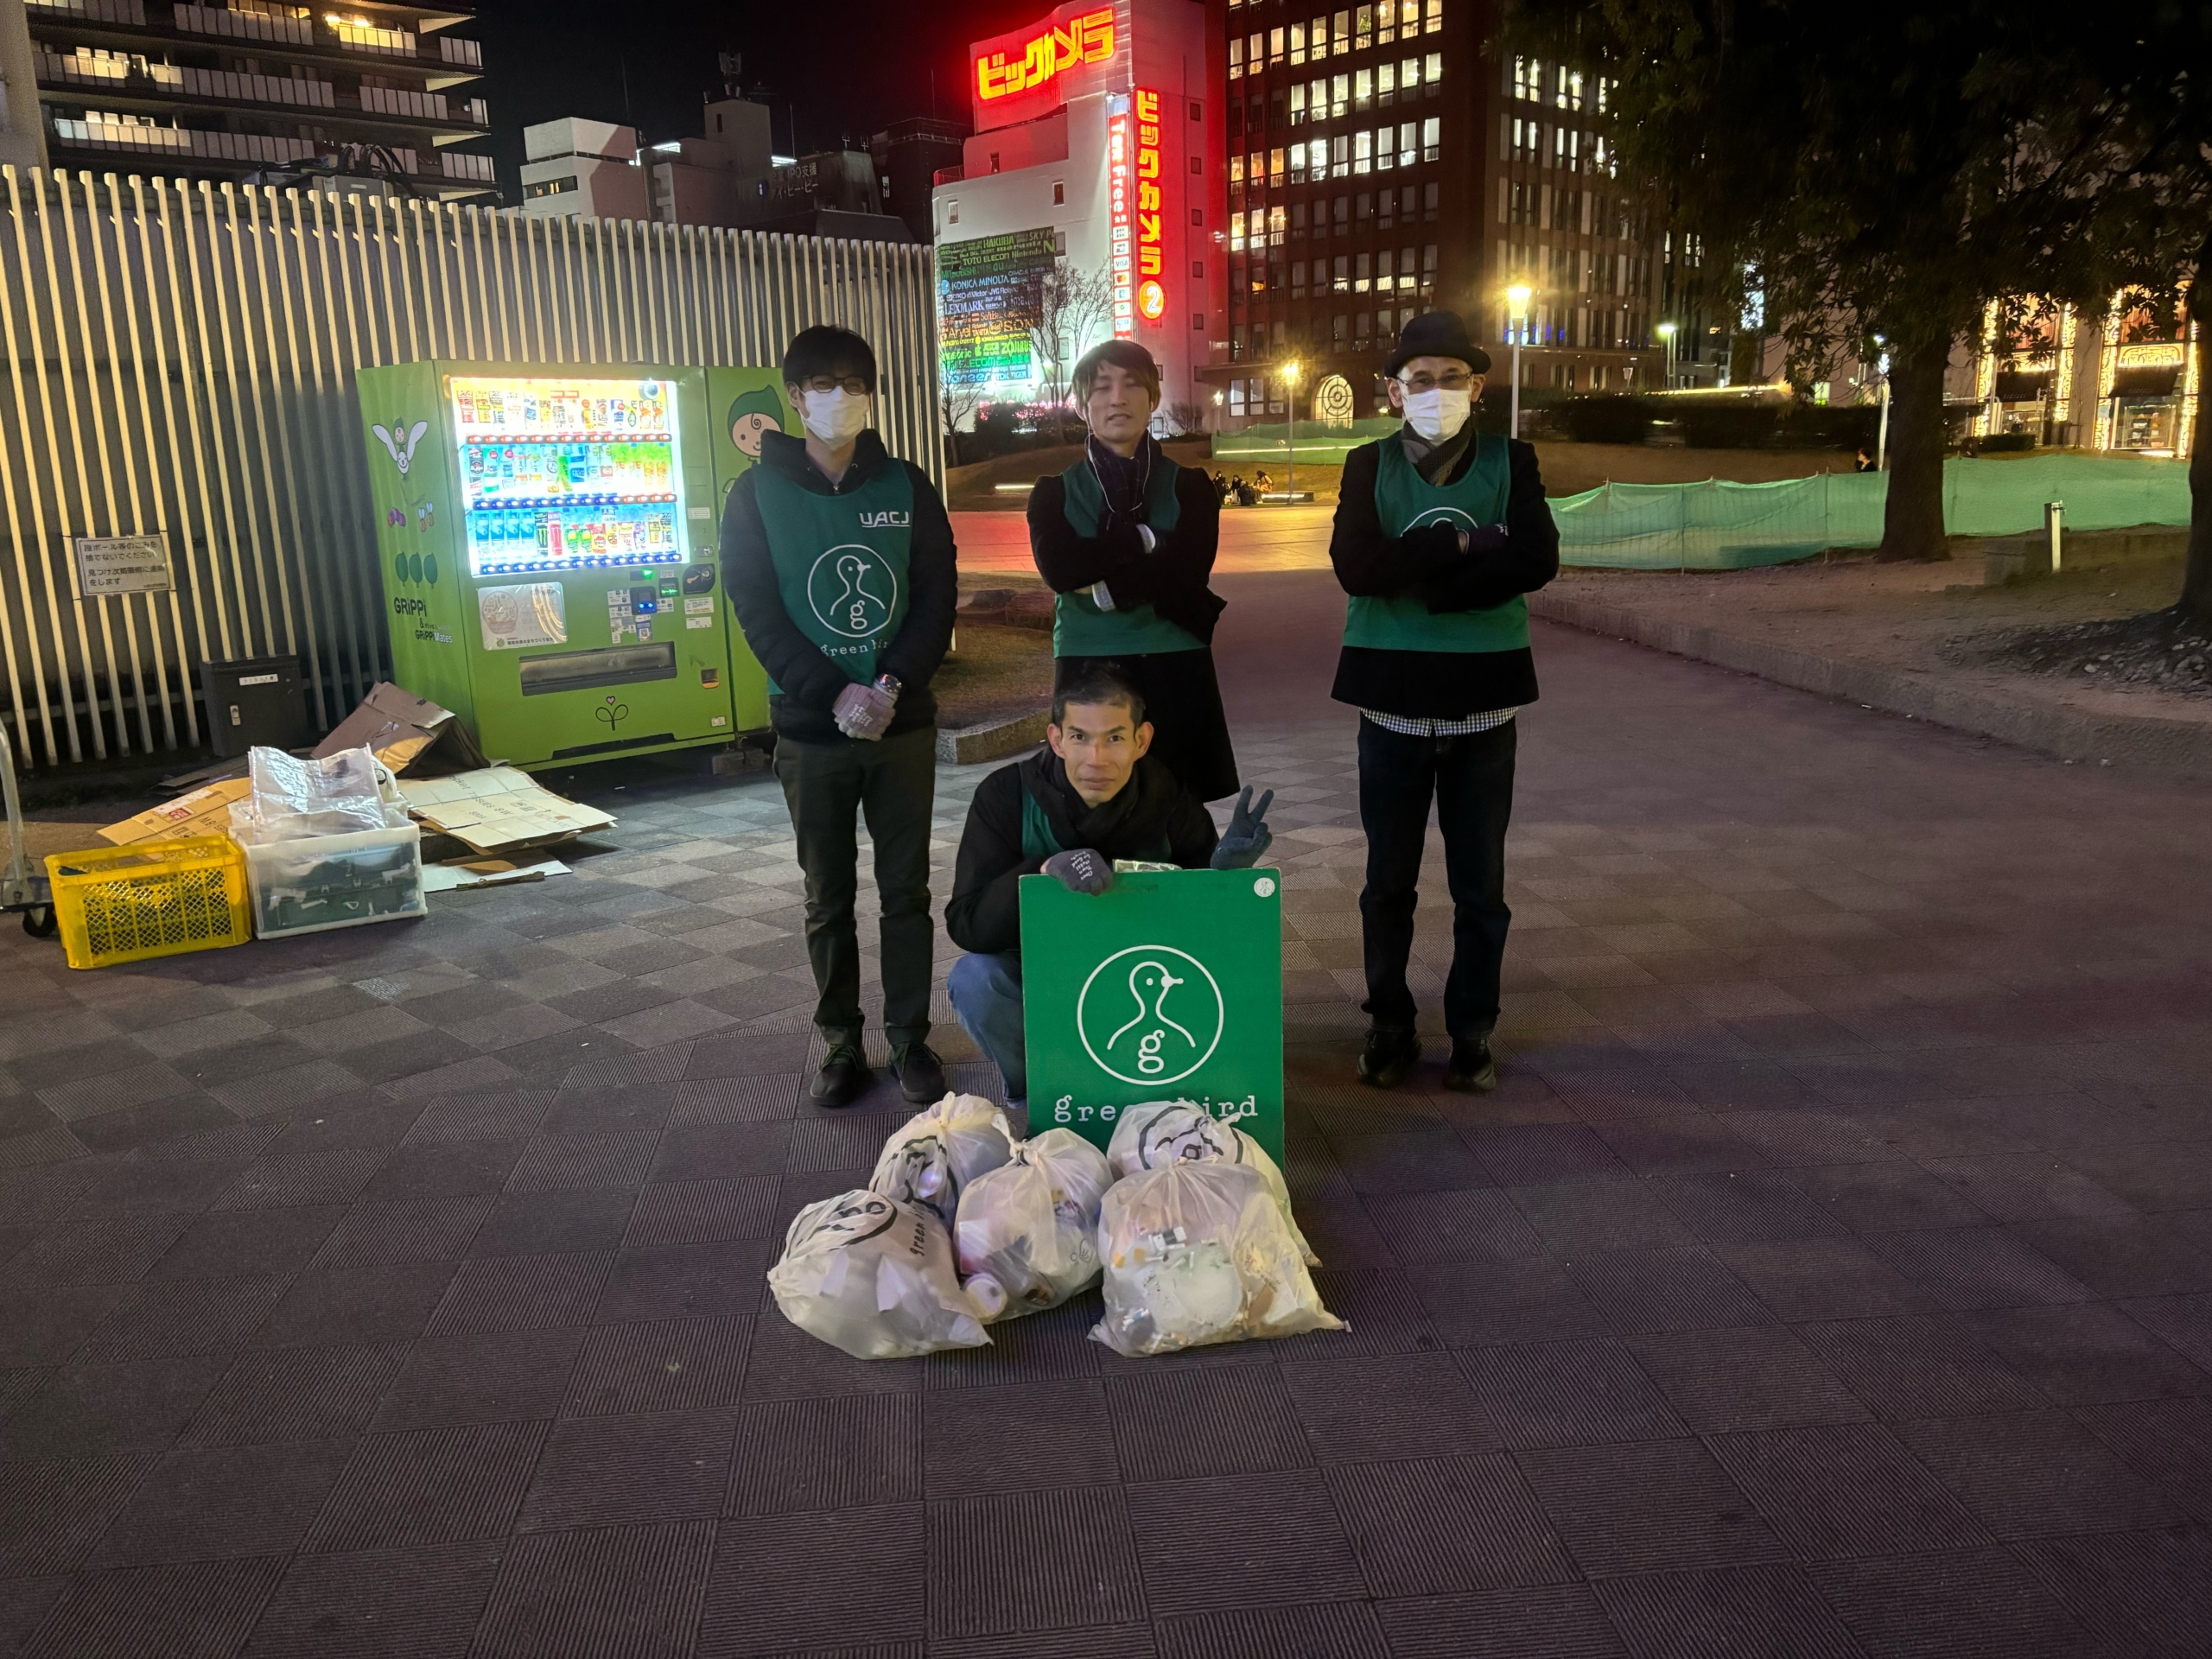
[243,823,426,939]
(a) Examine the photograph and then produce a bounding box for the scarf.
[1401,420,1474,485]
[1086,433,1161,523]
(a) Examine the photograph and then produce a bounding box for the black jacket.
[1027,464,1227,645]
[720,429,957,744]
[946,751,1220,957]
[1327,434,1560,718]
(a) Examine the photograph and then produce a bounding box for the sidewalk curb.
[1529,590,2212,781]
[938,710,1047,766]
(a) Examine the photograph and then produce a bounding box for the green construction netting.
[1551,454,2194,569]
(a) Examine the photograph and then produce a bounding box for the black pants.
[1056,648,1239,802]
[773,725,936,1049]
[1357,716,1516,1042]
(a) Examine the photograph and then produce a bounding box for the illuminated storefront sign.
[1109,108,1133,337]
[2115,343,2186,369]
[1134,87,1166,327]
[972,3,1118,132]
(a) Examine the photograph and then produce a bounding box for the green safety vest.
[752,461,913,693]
[1052,455,1204,658]
[1342,434,1530,655]
[1019,780,1171,862]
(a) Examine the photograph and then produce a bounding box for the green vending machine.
[355,360,785,767]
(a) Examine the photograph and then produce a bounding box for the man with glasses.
[1329,310,1559,1094]
[722,325,958,1109]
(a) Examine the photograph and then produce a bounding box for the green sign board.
[1020,868,1285,1163]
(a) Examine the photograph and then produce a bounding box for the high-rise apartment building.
[21,0,493,199]
[1213,0,1678,420]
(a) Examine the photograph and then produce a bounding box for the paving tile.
[467,1188,639,1258]
[90,1440,354,1565]
[1707,1421,1989,1559]
[1861,1226,2094,1310]
[1566,1244,1777,1334]
[567,1314,753,1416]
[20,1556,286,1658]
[425,1251,612,1336]
[0,1353,231,1459]
[145,1205,345,1280]
[244,1541,505,1657]
[1966,1301,2212,1405]
[1456,1338,1686,1450]
[727,1392,921,1516]
[249,1261,458,1349]
[923,1379,1120,1494]
[1647,1169,1851,1244]
[930,1485,1147,1639]
[1359,1187,1544,1264]
[181,1343,408,1448]
[1592,1563,1863,1658]
[0,1453,158,1576]
[308,1420,547,1551]
[1797,1313,2046,1421]
[1330,1454,1576,1598]
[1625,1325,1872,1433]
[1281,1352,1499,1462]
[1105,1366,1312,1483]
[1515,1437,1787,1577]
[370,1328,587,1431]
[1128,1470,1364,1618]
[1895,1408,2184,1539]
[1808,1547,2109,1658]
[1376,1586,1624,1657]
[473,1518,715,1658]
[697,1504,923,1656]
[308,1195,496,1269]
[1408,1255,1612,1346]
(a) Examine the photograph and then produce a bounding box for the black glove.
[1210,786,1274,870]
[1042,848,1115,894]
[1463,523,1511,556]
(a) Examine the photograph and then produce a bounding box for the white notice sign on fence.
[72,533,173,598]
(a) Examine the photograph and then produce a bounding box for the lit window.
[1269,27,1285,64]
[1291,84,1306,125]
[1354,130,1372,175]
[1334,10,1351,53]
[1421,116,1440,162]
[1425,0,1442,31]
[1230,37,1243,79]
[1311,12,1330,60]
[1355,67,1372,111]
[1333,254,1349,290]
[1355,3,1372,50]
[1426,53,1442,90]
[1290,21,1306,64]
[1271,147,1287,184]
[1332,73,1350,118]
[1355,251,1371,292]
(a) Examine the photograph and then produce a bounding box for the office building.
[931,0,1219,422]
[21,0,493,198]
[872,114,966,245]
[1213,0,1675,421]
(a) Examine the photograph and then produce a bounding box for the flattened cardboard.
[397,766,613,855]
[99,778,253,844]
[314,682,489,777]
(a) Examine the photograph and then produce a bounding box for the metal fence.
[0,167,944,766]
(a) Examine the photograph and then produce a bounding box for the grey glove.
[1210,785,1274,870]
[1041,848,1114,895]
[833,681,895,741]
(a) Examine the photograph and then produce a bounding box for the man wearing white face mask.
[1329,310,1559,1095]
[722,326,958,1109]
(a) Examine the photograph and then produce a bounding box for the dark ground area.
[1975,605,2212,700]
[2,569,2212,1654]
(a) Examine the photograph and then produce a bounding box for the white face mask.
[1401,385,1471,443]
[800,387,870,445]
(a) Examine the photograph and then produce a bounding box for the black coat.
[1027,464,1227,645]
[946,751,1220,957]
[719,429,957,744]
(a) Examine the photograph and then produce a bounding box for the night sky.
[472,0,1051,183]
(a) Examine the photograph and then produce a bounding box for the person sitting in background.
[1254,467,1274,495]
[944,663,1274,1114]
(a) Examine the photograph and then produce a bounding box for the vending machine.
[355,361,785,768]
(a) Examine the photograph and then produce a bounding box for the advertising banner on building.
[970,1,1120,133]
[938,228,1058,388]
[1020,868,1285,1163]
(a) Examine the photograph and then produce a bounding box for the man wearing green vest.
[1027,340,1239,801]
[1332,311,1560,1094]
[722,326,958,1109]
[943,663,1273,1113]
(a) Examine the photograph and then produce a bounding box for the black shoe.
[1446,1038,1499,1094]
[1356,1027,1421,1090]
[810,1042,871,1109]
[893,1041,946,1104]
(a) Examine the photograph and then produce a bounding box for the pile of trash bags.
[766,1094,1340,1361]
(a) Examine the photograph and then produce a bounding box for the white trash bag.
[954,1128,1113,1320]
[233,744,396,842]
[868,1093,1015,1229]
[1091,1160,1341,1357]
[1106,1099,1317,1264]
[766,1189,989,1360]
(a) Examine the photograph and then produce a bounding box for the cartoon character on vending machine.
[721,386,787,512]
[370,418,442,588]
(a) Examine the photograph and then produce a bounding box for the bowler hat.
[1383,310,1492,378]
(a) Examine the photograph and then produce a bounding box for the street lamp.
[1211,387,1224,435]
[1281,359,1301,504]
[1656,321,1678,388]
[1506,284,1533,438]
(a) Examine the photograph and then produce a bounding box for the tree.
[938,377,982,466]
[1507,1,2212,568]
[1027,259,1116,444]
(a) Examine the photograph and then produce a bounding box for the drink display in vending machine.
[357,361,776,766]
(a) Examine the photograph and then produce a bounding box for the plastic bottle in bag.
[953,1128,1113,1320]
[1106,1099,1317,1264]
[766,1189,990,1360]
[868,1094,1014,1230]
[1091,1160,1342,1357]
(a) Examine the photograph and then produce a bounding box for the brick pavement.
[3,572,2212,1656]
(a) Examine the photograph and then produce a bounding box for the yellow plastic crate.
[44,836,251,970]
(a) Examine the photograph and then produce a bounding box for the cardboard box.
[314,682,489,777]
[397,766,614,855]
[99,778,254,845]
